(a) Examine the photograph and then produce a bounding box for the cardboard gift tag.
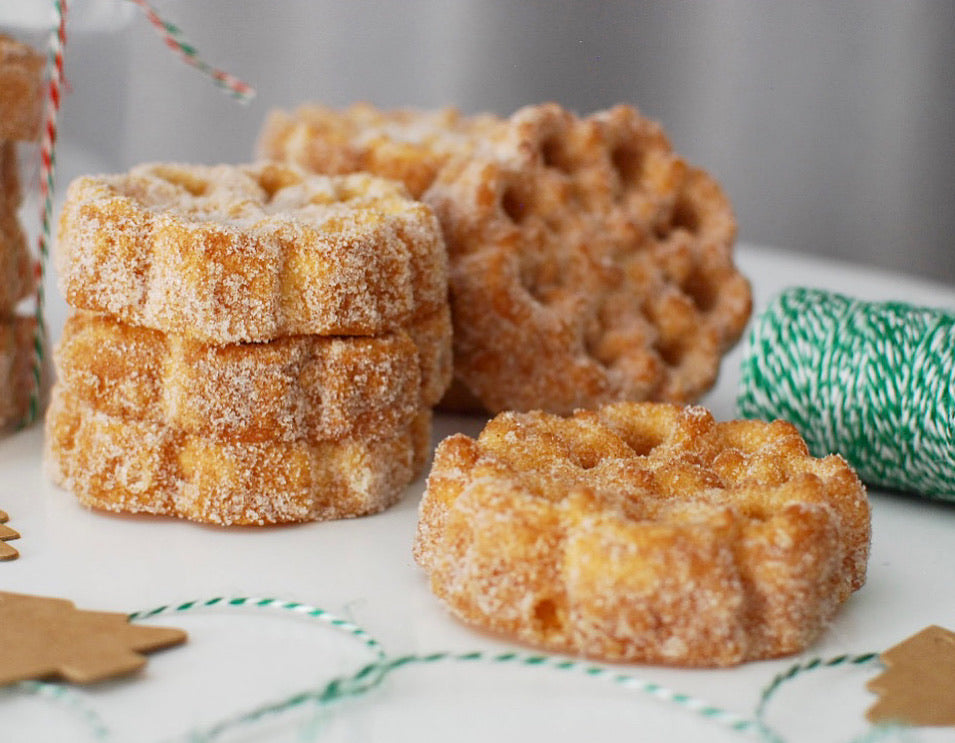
[0,591,186,684]
[867,625,955,727]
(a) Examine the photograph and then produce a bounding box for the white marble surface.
[2,245,954,742]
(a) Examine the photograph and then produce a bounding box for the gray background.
[15,0,955,283]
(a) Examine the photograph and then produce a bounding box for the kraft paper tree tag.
[866,625,955,726]
[0,509,19,560]
[0,591,187,684]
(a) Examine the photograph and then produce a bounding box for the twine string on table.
[126,597,755,741]
[752,653,904,743]
[9,678,112,741]
[737,287,955,500]
[130,597,387,742]
[5,595,915,743]
[10,596,386,743]
[127,596,385,661]
[21,0,255,426]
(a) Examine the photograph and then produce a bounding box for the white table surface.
[2,244,954,743]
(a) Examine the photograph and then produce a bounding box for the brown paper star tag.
[0,509,19,560]
[866,625,955,726]
[0,591,187,684]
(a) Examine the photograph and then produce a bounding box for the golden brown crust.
[54,309,450,443]
[55,162,448,343]
[45,386,432,526]
[403,304,454,408]
[0,35,44,142]
[257,103,750,413]
[414,402,870,666]
[0,207,34,315]
[426,104,751,413]
[0,314,38,428]
[257,103,496,199]
[1,141,33,313]
[1,141,22,211]
[48,159,452,524]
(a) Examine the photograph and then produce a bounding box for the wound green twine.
[737,287,955,501]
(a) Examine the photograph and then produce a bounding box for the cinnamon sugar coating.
[56,162,448,343]
[49,160,451,524]
[2,141,22,210]
[0,207,33,314]
[55,309,450,443]
[259,102,750,413]
[0,142,34,314]
[258,102,496,199]
[46,387,432,526]
[414,402,870,666]
[427,104,751,413]
[0,315,37,428]
[0,34,44,142]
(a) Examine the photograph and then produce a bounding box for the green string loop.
[4,595,921,743]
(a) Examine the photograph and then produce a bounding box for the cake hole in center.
[532,598,562,633]
[502,186,529,223]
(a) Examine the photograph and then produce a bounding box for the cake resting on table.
[260,102,751,415]
[46,162,451,525]
[415,402,870,666]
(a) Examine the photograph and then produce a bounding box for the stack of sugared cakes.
[46,161,451,525]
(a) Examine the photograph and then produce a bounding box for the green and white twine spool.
[737,287,955,500]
